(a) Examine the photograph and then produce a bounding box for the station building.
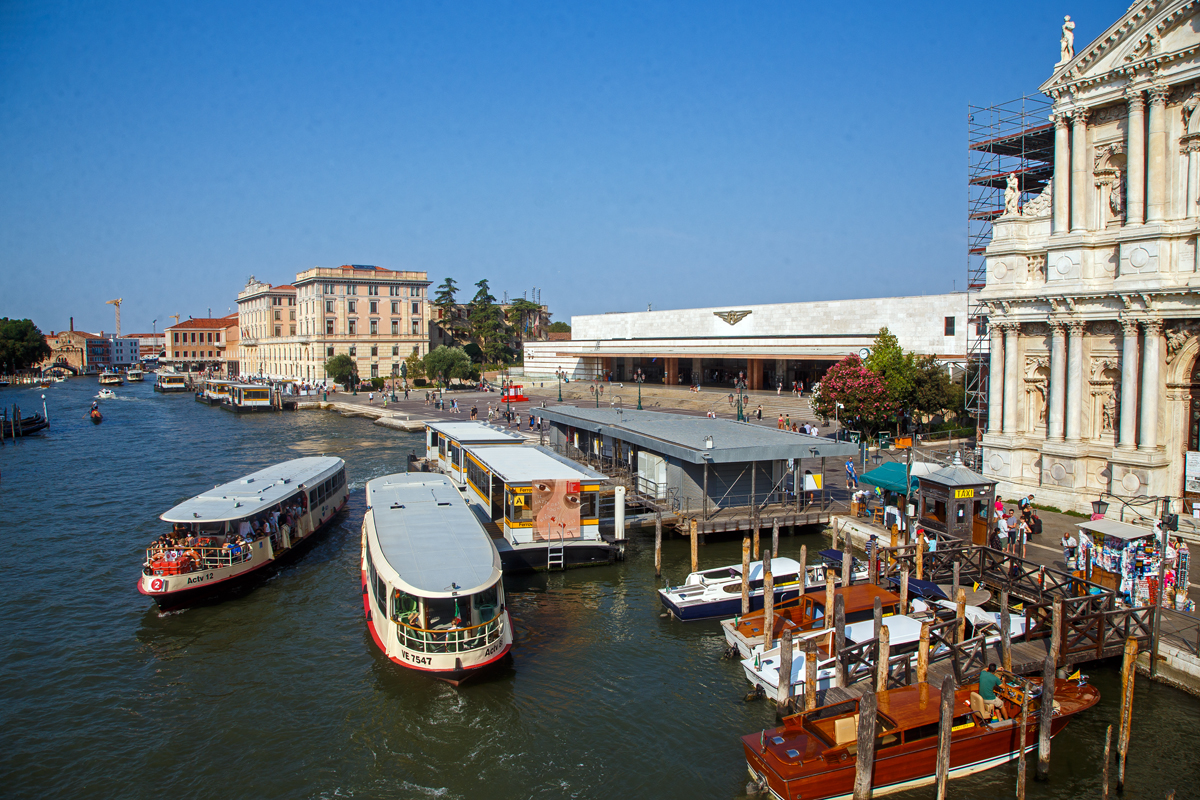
[522,293,970,389]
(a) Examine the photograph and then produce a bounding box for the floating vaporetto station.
[361,473,513,684]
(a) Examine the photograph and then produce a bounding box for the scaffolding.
[966,94,1054,431]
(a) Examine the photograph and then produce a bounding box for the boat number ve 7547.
[401,651,432,666]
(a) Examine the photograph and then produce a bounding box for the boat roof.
[730,557,803,580]
[427,420,527,445]
[467,444,606,483]
[367,473,501,596]
[231,383,269,389]
[160,457,343,523]
[845,615,923,646]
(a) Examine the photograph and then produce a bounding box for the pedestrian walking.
[777,415,784,429]
[777,382,782,396]
[368,391,374,404]
[845,459,858,490]
[755,405,762,421]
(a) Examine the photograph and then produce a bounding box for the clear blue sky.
[0,0,1130,335]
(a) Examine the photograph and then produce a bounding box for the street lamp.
[634,367,645,410]
[557,369,563,402]
[1091,498,1109,517]
[590,381,604,407]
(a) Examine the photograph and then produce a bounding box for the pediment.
[1041,1,1200,95]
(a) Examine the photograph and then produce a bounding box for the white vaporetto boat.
[126,367,144,382]
[138,456,347,608]
[361,473,513,684]
[98,371,124,386]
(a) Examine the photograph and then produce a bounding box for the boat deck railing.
[395,613,505,654]
[144,542,256,574]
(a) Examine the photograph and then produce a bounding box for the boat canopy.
[426,420,526,445]
[367,473,501,597]
[160,456,344,523]
[730,556,803,581]
[860,462,919,495]
[467,444,606,484]
[817,549,860,566]
[884,575,948,600]
[845,614,923,646]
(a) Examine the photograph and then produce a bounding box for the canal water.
[0,377,1196,799]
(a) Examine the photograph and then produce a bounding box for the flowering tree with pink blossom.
[811,354,898,435]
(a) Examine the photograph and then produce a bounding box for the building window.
[370,320,378,335]
[326,300,334,313]
[348,300,356,314]
[371,345,378,357]
[412,320,420,335]
[391,301,399,314]
[391,321,399,335]
[392,345,399,356]
[173,351,179,358]
[191,333,197,343]
[391,362,399,375]
[348,319,357,335]
[412,302,420,315]
[274,310,281,321]
[944,316,956,336]
[275,326,282,337]
[215,331,221,342]
[348,285,357,295]
[326,319,334,335]
[368,285,379,296]
[369,301,377,314]
[173,332,179,343]
[289,310,296,320]
[290,325,296,335]
[349,346,356,357]
[326,346,334,357]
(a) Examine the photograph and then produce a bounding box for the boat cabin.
[227,383,272,412]
[424,421,526,486]
[199,379,234,405]
[155,372,189,393]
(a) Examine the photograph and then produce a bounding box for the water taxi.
[126,367,144,382]
[361,473,513,684]
[659,554,870,622]
[96,389,117,400]
[743,675,1099,800]
[98,371,124,386]
[154,371,189,393]
[196,379,233,406]
[137,456,347,608]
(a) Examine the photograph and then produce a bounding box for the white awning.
[1077,518,1155,541]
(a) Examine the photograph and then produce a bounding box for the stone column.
[1048,321,1067,441]
[691,357,702,386]
[1119,317,1140,449]
[1066,321,1085,441]
[1003,323,1020,434]
[1139,319,1163,450]
[1071,108,1090,232]
[1053,112,1071,234]
[1147,84,1170,222]
[1126,87,1146,225]
[988,322,1004,434]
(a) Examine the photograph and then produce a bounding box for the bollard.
[763,549,775,650]
[805,637,818,710]
[741,535,752,616]
[777,628,793,714]
[834,594,846,687]
[935,674,954,800]
[1118,638,1137,790]
[917,621,930,684]
[824,571,835,629]
[654,511,662,578]
[853,690,878,800]
[690,519,699,574]
[876,624,891,692]
[1036,653,1054,781]
[772,519,780,559]
[1001,589,1012,672]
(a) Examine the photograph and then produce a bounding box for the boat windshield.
[390,580,506,654]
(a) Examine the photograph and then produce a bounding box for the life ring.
[150,578,165,592]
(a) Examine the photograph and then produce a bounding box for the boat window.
[506,490,534,522]
[904,722,939,744]
[699,568,736,581]
[578,491,597,519]
[439,437,447,458]
[424,596,463,629]
[473,583,499,622]
[392,588,419,624]
[449,442,461,467]
[466,458,488,495]
[309,489,318,505]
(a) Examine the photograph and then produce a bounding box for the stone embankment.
[294,400,427,431]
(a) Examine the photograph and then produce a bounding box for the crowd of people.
[147,500,305,574]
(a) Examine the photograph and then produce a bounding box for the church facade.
[980,1,1200,512]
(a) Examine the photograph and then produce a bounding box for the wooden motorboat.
[137,457,347,608]
[722,584,902,660]
[96,389,116,400]
[661,553,869,622]
[743,675,1100,800]
[361,473,514,684]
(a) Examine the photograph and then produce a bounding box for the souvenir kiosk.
[424,421,526,487]
[1074,518,1193,610]
[915,457,996,546]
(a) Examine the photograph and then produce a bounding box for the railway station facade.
[522,293,969,389]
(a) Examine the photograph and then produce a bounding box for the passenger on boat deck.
[238,519,253,539]
[270,510,280,532]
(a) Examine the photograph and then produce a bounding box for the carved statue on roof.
[1183,91,1200,134]
[246,275,258,287]
[1003,173,1020,216]
[1060,15,1075,64]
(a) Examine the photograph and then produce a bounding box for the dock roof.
[468,444,606,484]
[367,473,501,596]
[160,457,343,523]
[538,406,857,464]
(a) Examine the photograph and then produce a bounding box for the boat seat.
[969,692,988,718]
[834,714,859,745]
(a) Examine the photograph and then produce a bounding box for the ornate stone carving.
[1166,322,1200,357]
[1109,168,1125,217]
[1089,104,1128,126]
[713,310,751,325]
[1120,316,1139,337]
[1091,320,1120,338]
[1067,320,1086,337]
[1003,173,1020,216]
[1093,142,1127,171]
[1027,254,1048,280]
[1090,355,1121,381]
[1141,318,1164,337]
[1148,83,1170,107]
[1101,392,1118,432]
[1125,86,1146,113]
[1022,190,1051,218]
[1059,15,1075,63]
[1053,112,1070,131]
[1071,107,1090,126]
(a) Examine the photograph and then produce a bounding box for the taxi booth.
[424,421,526,487]
[461,443,615,571]
[916,459,996,545]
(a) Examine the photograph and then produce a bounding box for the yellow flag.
[973,581,980,593]
[1012,602,1024,612]
[1068,669,1081,682]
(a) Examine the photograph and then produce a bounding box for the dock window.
[507,490,534,522]
[579,490,598,520]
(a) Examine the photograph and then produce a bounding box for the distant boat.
[96,389,117,400]
[98,371,124,386]
[126,368,144,382]
[154,372,189,393]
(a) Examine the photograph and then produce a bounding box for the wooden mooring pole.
[741,535,752,616]
[1017,680,1029,800]
[654,511,662,578]
[753,513,760,560]
[956,587,967,643]
[1036,653,1055,781]
[853,690,878,800]
[1000,589,1012,672]
[824,571,835,629]
[952,560,961,603]
[798,544,807,597]
[900,566,909,613]
[842,548,853,588]
[777,628,793,715]
[873,596,882,640]
[763,549,775,650]
[832,520,840,550]
[916,536,925,582]
[772,519,779,559]
[917,621,930,684]
[935,674,954,800]
[876,624,890,692]
[1118,637,1137,791]
[834,593,846,688]
[805,637,818,711]
[690,519,699,575]
[1102,723,1112,800]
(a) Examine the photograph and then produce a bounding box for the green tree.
[324,354,356,389]
[908,355,965,425]
[423,345,475,386]
[432,277,462,338]
[0,318,52,371]
[506,298,542,341]
[468,279,509,363]
[547,321,571,333]
[404,347,425,382]
[863,327,915,407]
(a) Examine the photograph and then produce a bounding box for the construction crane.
[107,298,123,338]
[169,314,180,326]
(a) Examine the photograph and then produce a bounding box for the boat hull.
[220,403,277,413]
[497,540,619,572]
[154,385,190,393]
[138,496,346,609]
[661,587,804,622]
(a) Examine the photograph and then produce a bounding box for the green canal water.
[0,378,1196,799]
